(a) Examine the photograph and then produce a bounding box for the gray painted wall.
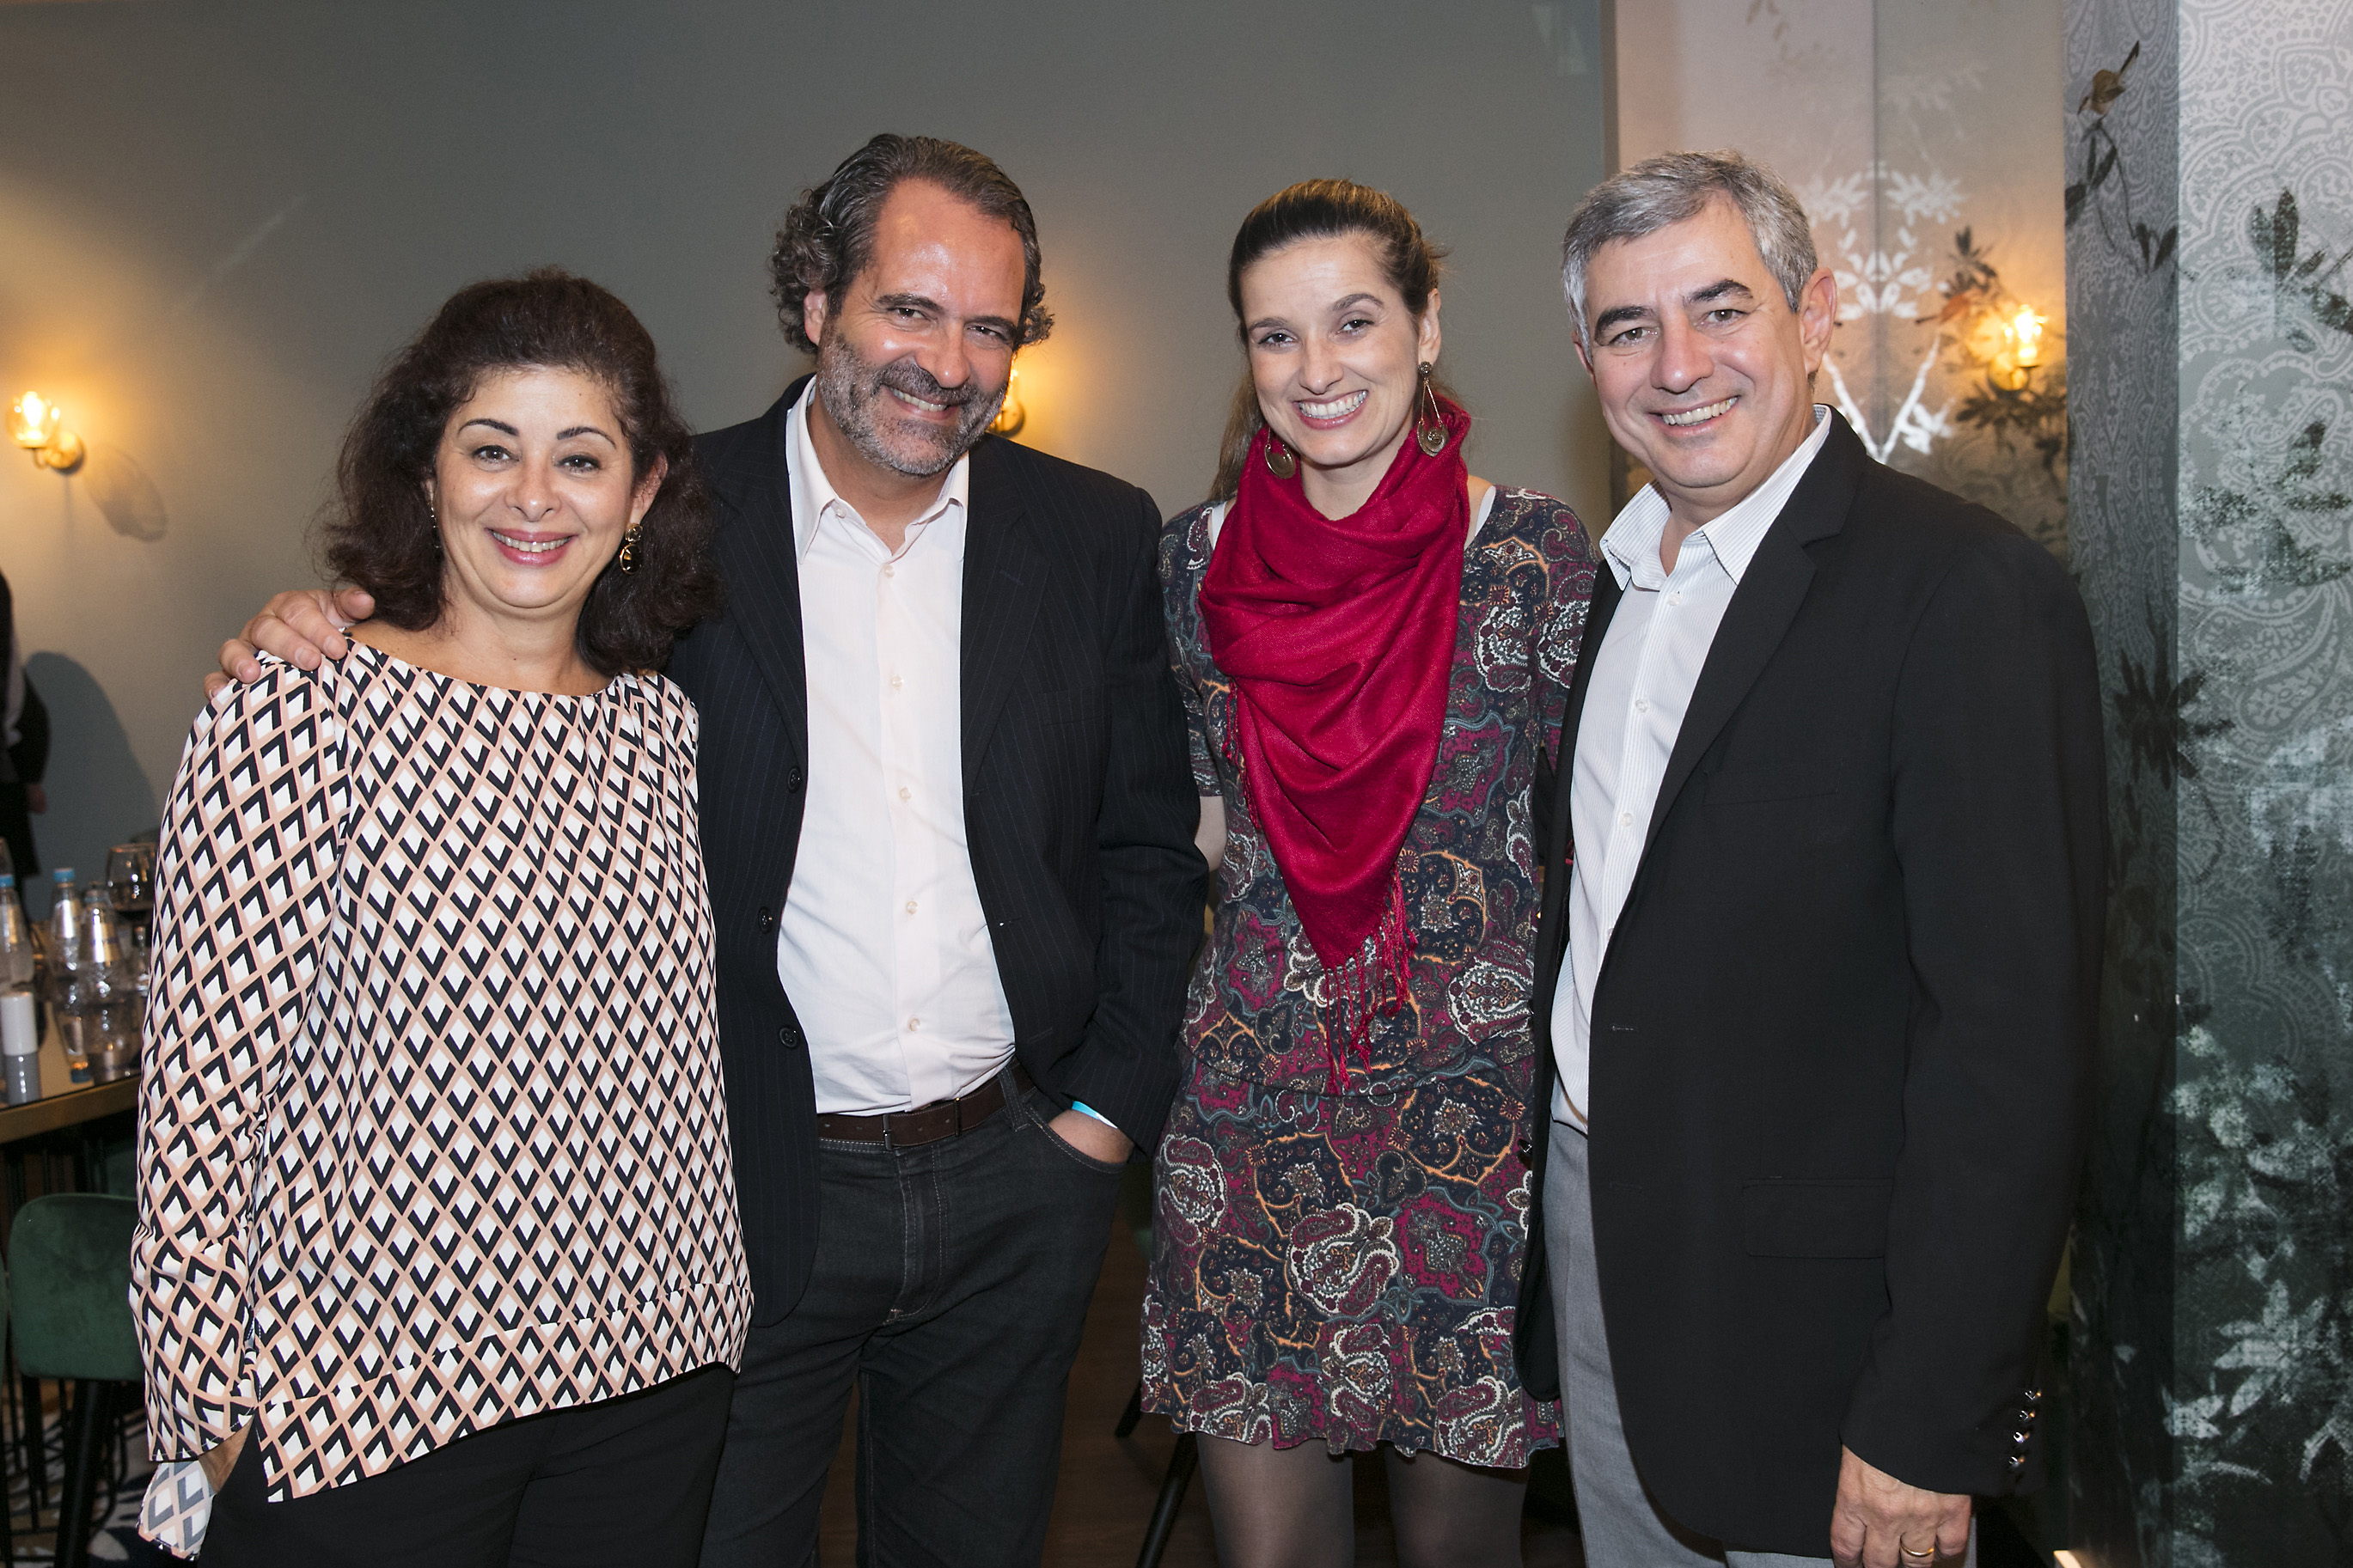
[0,0,1610,895]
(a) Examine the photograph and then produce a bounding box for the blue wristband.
[1069,1100,1118,1130]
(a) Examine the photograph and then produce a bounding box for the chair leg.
[16,1376,41,1531]
[0,1366,13,1565]
[1114,1379,1145,1439]
[54,1380,104,1568]
[1134,1430,1197,1568]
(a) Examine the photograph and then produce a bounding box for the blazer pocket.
[1741,1178,1894,1258]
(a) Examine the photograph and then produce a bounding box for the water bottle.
[0,874,38,1104]
[48,869,89,1083]
[83,899,141,1083]
[48,868,83,975]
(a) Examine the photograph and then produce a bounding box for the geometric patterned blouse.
[132,644,750,1500]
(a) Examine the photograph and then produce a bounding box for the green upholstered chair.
[0,1246,12,1566]
[9,1193,139,1568]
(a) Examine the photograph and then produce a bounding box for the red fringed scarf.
[1198,404,1470,1089]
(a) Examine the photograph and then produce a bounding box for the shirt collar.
[1597,404,1833,589]
[785,380,970,561]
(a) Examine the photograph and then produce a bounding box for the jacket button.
[1514,1138,1535,1164]
[778,1023,803,1049]
[785,765,805,794]
[757,906,776,933]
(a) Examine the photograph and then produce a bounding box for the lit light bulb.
[9,391,58,449]
[9,390,84,471]
[2010,309,2044,368]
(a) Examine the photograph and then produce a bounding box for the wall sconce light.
[989,367,1025,437]
[9,391,84,473]
[1991,309,2046,391]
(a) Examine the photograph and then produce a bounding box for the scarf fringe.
[1317,874,1415,1093]
[1222,685,1416,1094]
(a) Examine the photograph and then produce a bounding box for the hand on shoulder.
[205,588,376,699]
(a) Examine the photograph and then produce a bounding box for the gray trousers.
[1542,1120,1976,1568]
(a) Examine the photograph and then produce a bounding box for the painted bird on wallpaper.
[2078,40,2139,116]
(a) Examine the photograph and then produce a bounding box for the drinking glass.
[107,842,156,980]
[106,843,156,920]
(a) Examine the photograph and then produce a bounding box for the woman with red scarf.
[1141,181,1597,1566]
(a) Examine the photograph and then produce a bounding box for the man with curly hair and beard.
[219,134,1206,1568]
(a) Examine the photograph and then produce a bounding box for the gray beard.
[814,336,1002,479]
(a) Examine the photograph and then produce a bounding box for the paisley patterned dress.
[1142,486,1595,1465]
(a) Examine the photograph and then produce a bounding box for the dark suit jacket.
[1513,417,2104,1553]
[670,381,1206,1326]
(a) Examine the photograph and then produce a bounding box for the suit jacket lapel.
[960,437,1045,786]
[1640,416,1866,857]
[712,381,810,765]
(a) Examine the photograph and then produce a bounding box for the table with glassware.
[0,839,152,1150]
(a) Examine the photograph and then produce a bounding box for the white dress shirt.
[1550,406,1833,1129]
[778,383,1018,1116]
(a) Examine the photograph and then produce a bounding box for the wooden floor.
[816,1217,1586,1566]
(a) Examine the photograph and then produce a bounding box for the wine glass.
[106,843,156,979]
[105,843,155,919]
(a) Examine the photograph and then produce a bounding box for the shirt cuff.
[1068,1100,1118,1130]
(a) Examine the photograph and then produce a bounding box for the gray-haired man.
[1513,151,2104,1568]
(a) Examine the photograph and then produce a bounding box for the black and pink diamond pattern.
[133,644,750,1500]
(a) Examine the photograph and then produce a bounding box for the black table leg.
[53,1381,104,1568]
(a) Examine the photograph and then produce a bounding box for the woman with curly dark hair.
[131,270,749,1567]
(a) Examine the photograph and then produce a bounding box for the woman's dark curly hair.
[321,268,719,676]
[767,133,1053,352]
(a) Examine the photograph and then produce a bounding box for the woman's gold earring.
[1414,363,1448,457]
[1263,435,1297,479]
[618,523,641,574]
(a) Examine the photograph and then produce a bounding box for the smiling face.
[425,365,661,636]
[804,179,1025,479]
[1579,198,1837,527]
[1239,233,1441,518]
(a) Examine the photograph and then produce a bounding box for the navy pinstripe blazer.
[669,382,1207,1325]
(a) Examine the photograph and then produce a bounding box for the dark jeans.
[700,1074,1125,1567]
[204,1364,734,1567]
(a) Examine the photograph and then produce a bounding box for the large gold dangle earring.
[1262,430,1297,479]
[618,522,641,574]
[1414,362,1448,457]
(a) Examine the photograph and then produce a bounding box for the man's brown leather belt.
[814,1063,1034,1148]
